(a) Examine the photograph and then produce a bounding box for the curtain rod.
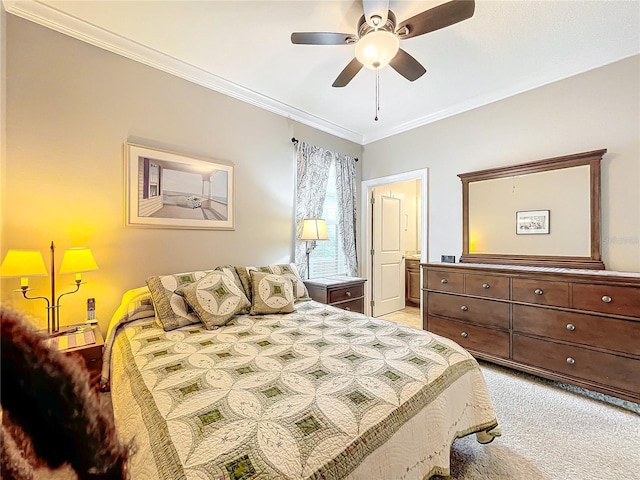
[291,138,358,162]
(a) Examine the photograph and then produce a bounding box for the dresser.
[304,276,367,313]
[423,263,640,403]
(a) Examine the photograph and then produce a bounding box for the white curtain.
[335,154,358,276]
[295,141,331,278]
[294,140,358,278]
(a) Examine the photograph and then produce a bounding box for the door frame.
[360,168,429,316]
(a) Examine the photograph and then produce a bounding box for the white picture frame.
[516,210,550,235]
[125,143,234,230]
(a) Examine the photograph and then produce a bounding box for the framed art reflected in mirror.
[516,210,550,235]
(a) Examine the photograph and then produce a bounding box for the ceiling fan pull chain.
[375,70,380,121]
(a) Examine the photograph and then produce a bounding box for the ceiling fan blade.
[291,32,354,45]
[389,49,426,81]
[363,0,389,27]
[397,0,475,39]
[332,58,363,87]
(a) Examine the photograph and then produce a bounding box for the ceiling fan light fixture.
[354,30,399,70]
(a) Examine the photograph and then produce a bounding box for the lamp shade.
[59,247,99,274]
[0,249,48,277]
[354,30,399,70]
[299,219,330,241]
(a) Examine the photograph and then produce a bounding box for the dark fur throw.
[1,307,129,480]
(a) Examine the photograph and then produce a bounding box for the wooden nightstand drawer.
[304,276,367,314]
[328,284,364,304]
[333,298,364,313]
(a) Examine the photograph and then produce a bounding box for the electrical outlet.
[441,255,456,263]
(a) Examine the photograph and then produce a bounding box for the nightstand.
[46,324,104,388]
[304,276,367,313]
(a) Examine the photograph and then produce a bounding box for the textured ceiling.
[4,0,640,144]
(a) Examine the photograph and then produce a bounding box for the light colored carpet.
[439,362,640,479]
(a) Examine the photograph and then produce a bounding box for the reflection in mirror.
[459,149,606,269]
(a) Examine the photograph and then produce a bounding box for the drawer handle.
[440,279,448,284]
[602,295,612,303]
[534,289,543,295]
[344,307,351,311]
[482,283,490,289]
[345,291,351,297]
[566,323,575,331]
[461,332,468,338]
[460,305,468,312]
[566,357,575,365]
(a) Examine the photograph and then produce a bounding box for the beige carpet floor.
[438,362,639,479]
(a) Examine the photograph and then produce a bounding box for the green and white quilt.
[108,298,499,480]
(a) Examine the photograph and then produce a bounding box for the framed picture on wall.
[516,210,550,235]
[125,143,235,230]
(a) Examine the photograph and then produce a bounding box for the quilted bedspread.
[109,300,499,480]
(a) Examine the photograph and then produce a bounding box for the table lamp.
[298,218,329,279]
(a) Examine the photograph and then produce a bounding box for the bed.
[101,265,499,479]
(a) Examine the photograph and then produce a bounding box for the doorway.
[360,169,428,318]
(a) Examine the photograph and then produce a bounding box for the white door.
[372,187,405,316]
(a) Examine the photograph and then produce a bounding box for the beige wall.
[0,17,362,332]
[362,55,640,273]
[469,166,590,256]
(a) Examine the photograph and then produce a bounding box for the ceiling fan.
[291,0,475,87]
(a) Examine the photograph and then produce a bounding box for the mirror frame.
[458,149,607,269]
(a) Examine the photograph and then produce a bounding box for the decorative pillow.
[270,263,310,301]
[234,265,270,301]
[235,263,309,302]
[175,271,250,330]
[146,270,212,331]
[249,271,295,315]
[214,265,249,311]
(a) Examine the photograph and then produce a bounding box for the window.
[148,163,160,198]
[308,162,348,278]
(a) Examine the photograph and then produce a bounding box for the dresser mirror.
[458,149,606,269]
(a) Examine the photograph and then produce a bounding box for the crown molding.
[3,0,364,145]
[4,1,638,148]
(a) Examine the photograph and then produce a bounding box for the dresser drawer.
[428,316,510,358]
[513,334,640,395]
[328,284,364,304]
[426,270,464,293]
[464,273,509,299]
[512,278,569,307]
[332,297,364,314]
[427,292,509,329]
[572,283,640,317]
[513,305,640,356]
